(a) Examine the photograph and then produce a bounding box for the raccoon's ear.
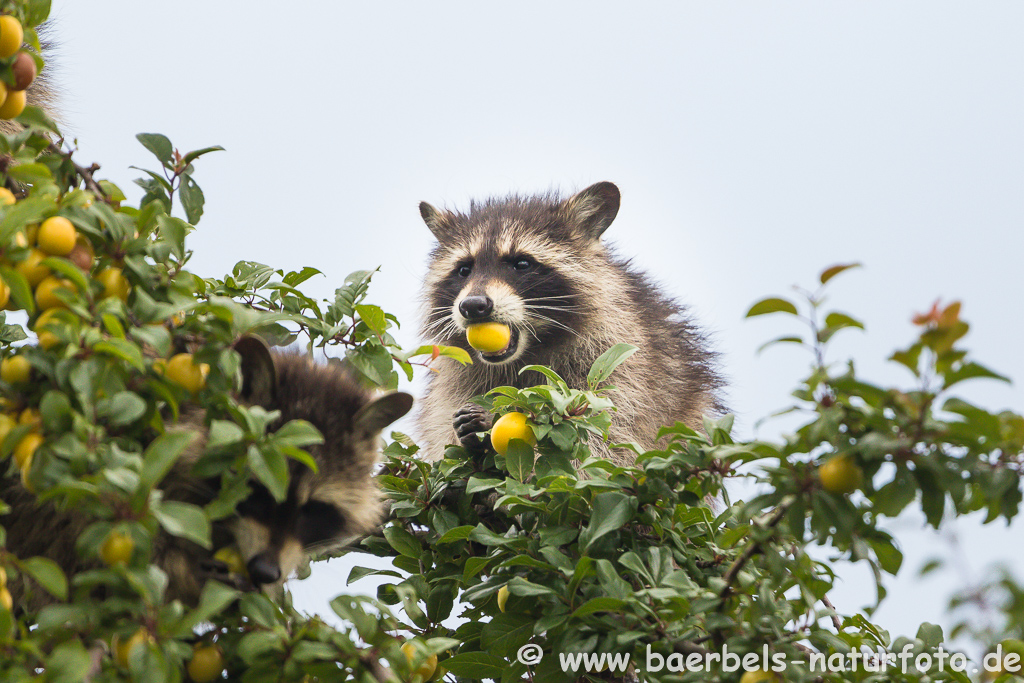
[419,201,454,242]
[562,181,621,242]
[235,335,277,405]
[353,392,414,436]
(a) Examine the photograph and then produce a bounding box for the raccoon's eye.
[513,258,532,271]
[236,484,275,521]
[296,501,347,547]
[457,263,472,277]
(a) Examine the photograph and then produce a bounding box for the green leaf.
[756,336,804,354]
[582,491,637,550]
[745,297,799,317]
[466,476,503,494]
[137,133,174,164]
[180,145,225,167]
[153,501,211,548]
[355,304,387,337]
[179,173,205,224]
[587,343,640,386]
[237,631,286,665]
[383,525,422,558]
[272,419,324,449]
[507,576,558,598]
[140,431,197,492]
[0,266,34,314]
[172,580,239,638]
[437,344,473,365]
[820,262,861,284]
[824,312,864,331]
[442,651,508,680]
[19,556,68,600]
[156,214,190,260]
[97,391,147,427]
[47,640,93,683]
[247,443,289,502]
[505,438,535,482]
[942,361,1010,390]
[481,613,534,658]
[92,339,146,371]
[869,538,904,576]
[519,364,568,386]
[436,525,476,544]
[571,596,627,617]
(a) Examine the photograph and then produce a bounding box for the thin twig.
[820,594,843,632]
[718,496,795,601]
[46,142,113,204]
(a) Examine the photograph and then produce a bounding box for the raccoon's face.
[421,182,621,366]
[201,339,412,595]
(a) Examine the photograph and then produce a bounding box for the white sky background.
[46,0,1024,655]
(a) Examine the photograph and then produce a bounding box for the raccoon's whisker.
[519,318,541,343]
[424,316,455,334]
[525,304,584,312]
[525,312,582,339]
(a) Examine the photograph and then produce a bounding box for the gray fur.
[417,182,724,465]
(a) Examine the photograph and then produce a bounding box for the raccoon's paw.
[453,404,493,452]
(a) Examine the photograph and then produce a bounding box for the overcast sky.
[47,0,1024,655]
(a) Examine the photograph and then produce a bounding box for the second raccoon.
[1,338,412,609]
[417,181,724,465]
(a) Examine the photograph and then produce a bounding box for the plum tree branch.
[718,496,795,601]
[46,142,113,204]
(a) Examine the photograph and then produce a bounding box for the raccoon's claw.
[453,404,493,452]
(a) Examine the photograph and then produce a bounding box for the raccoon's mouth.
[477,325,521,364]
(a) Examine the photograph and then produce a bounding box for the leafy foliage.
[0,3,1020,682]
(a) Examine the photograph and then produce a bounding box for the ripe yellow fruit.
[0,413,14,444]
[33,308,63,349]
[99,531,134,567]
[401,642,438,682]
[0,565,6,587]
[18,407,40,429]
[114,629,153,668]
[96,267,130,301]
[818,455,864,495]
[496,584,510,612]
[16,248,50,287]
[0,16,22,59]
[187,644,225,683]
[0,187,15,205]
[0,275,9,309]
[34,275,74,310]
[0,587,11,612]
[37,216,77,256]
[739,670,780,683]
[13,432,43,469]
[0,355,30,384]
[213,546,248,576]
[0,88,25,120]
[165,353,208,394]
[19,459,33,492]
[490,412,535,456]
[466,322,512,353]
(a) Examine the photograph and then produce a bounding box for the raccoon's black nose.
[459,295,493,320]
[247,554,282,586]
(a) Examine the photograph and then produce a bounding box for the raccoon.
[0,337,413,609]
[417,181,723,465]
